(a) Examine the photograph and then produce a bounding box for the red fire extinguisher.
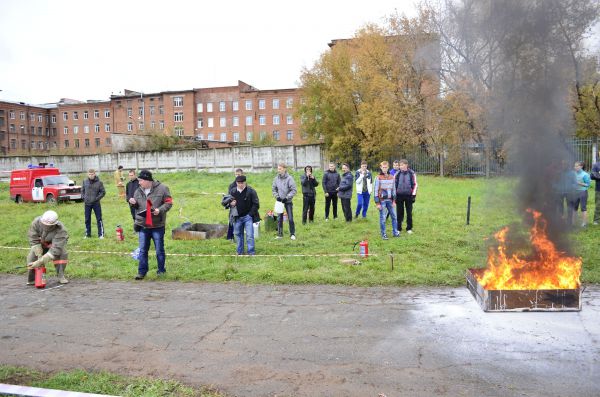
[116,225,124,241]
[354,240,369,257]
[34,266,47,289]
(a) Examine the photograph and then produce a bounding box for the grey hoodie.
[272,172,297,202]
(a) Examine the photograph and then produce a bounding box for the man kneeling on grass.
[230,175,260,255]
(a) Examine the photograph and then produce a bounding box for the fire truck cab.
[9,164,82,204]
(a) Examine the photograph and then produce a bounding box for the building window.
[95,138,100,147]
[197,103,203,113]
[9,110,15,119]
[20,125,25,134]
[63,112,68,121]
[85,138,90,148]
[259,115,266,125]
[273,130,280,141]
[197,133,204,140]
[10,139,16,149]
[159,105,164,115]
[84,125,89,134]
[29,126,34,135]
[245,116,252,126]
[94,110,99,119]
[64,140,69,148]
[9,124,15,133]
[173,96,183,107]
[21,139,26,149]
[206,102,213,112]
[174,112,183,122]
[105,137,111,145]
[197,117,204,128]
[104,109,110,118]
[104,123,110,132]
[287,130,293,140]
[127,108,132,117]
[286,98,293,108]
[75,139,80,148]
[207,133,214,140]
[232,116,239,127]
[83,111,89,120]
[139,107,144,116]
[94,124,100,133]
[29,113,35,121]
[273,98,280,109]
[38,141,44,149]
[220,132,227,142]
[73,126,79,134]
[219,117,226,127]
[51,114,56,123]
[207,117,214,128]
[45,128,49,136]
[37,127,42,135]
[159,120,164,129]
[149,105,155,115]
[245,100,252,110]
[127,122,133,132]
[232,101,239,111]
[287,115,293,125]
[139,122,144,130]
[73,111,79,120]
[150,121,155,129]
[260,131,267,140]
[233,132,239,142]
[63,127,69,135]
[219,101,226,112]
[30,140,35,149]
[273,115,280,125]
[175,126,184,136]
[20,111,25,120]
[258,99,265,109]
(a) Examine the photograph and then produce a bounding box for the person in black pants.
[226,169,244,240]
[81,169,106,238]
[394,159,418,234]
[300,165,319,224]
[322,162,341,221]
[338,163,354,222]
[125,169,140,229]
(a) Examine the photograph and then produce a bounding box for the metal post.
[593,141,597,166]
[439,151,444,177]
[466,196,471,225]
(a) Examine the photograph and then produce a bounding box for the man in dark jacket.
[230,175,260,255]
[81,168,106,238]
[129,169,173,280]
[300,165,319,224]
[322,162,341,221]
[394,159,418,234]
[337,163,354,222]
[227,168,244,240]
[125,169,140,226]
[591,158,600,225]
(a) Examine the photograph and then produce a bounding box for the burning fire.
[476,209,581,290]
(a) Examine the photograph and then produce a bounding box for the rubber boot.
[27,269,35,286]
[55,264,69,284]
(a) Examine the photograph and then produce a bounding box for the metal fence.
[348,137,599,177]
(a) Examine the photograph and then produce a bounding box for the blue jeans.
[356,192,371,217]
[234,214,255,255]
[84,202,104,237]
[138,226,166,275]
[378,200,398,236]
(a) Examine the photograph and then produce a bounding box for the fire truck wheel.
[15,195,23,204]
[45,194,56,204]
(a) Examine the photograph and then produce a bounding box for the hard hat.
[40,210,59,226]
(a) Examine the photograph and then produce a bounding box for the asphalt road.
[1,275,599,397]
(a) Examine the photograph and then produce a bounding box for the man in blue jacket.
[354,161,373,219]
[572,161,591,227]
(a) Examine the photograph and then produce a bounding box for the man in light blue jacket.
[355,161,373,219]
[572,161,591,227]
[272,163,298,240]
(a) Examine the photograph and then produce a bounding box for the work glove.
[29,252,54,268]
[281,198,288,204]
[412,195,416,203]
[276,197,283,202]
[31,244,43,257]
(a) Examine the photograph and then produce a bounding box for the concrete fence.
[0,144,324,175]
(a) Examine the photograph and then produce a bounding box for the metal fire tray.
[466,268,582,312]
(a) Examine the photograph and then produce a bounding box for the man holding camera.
[128,169,173,280]
[229,175,260,255]
[272,163,297,240]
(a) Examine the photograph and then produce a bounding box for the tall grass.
[0,170,598,285]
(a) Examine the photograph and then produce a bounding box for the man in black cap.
[128,169,173,279]
[229,175,260,255]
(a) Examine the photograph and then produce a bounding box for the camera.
[221,194,234,209]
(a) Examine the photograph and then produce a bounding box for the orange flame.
[476,209,581,290]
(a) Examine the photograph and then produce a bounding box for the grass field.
[0,170,598,285]
[0,365,225,397]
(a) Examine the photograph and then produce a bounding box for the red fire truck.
[9,164,82,203]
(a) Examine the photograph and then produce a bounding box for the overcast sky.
[0,0,417,104]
